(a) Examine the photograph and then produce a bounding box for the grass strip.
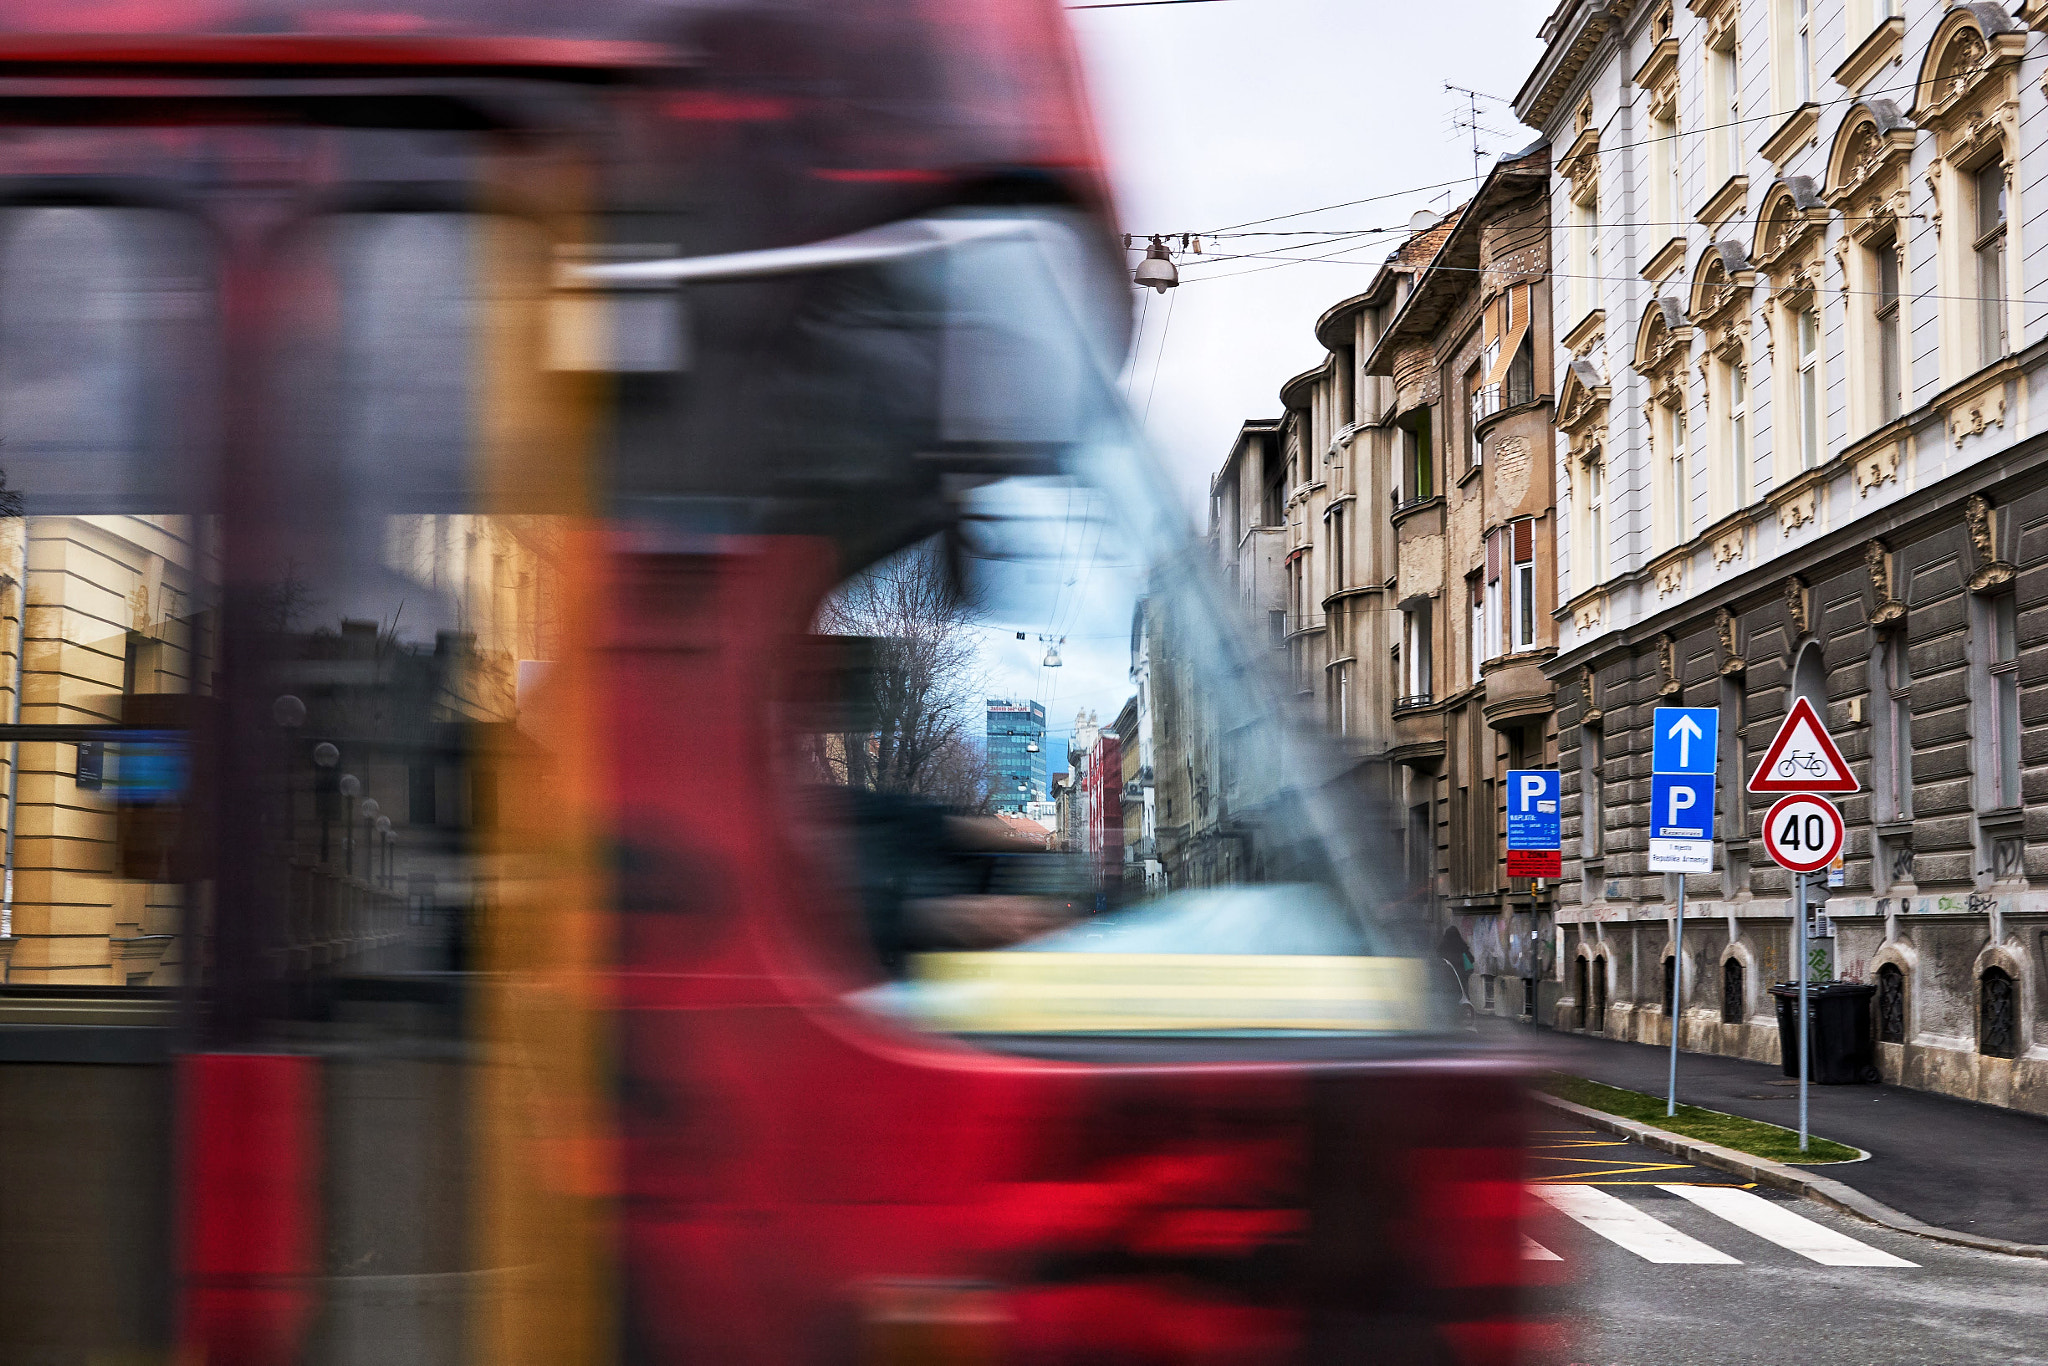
[1539,1072,1863,1165]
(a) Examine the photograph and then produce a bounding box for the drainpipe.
[2,524,25,941]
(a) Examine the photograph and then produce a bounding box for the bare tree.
[816,546,992,808]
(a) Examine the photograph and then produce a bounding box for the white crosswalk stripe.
[1657,1183,1918,1267]
[1533,1184,1740,1264]
[1528,1182,1921,1268]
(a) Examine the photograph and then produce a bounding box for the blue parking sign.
[1505,769,1562,877]
[1652,707,1719,775]
[1649,773,1717,873]
[1650,774,1715,839]
[1505,769,1561,848]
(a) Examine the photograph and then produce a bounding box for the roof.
[1362,146,1550,377]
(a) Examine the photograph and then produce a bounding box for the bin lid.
[1769,981,1875,996]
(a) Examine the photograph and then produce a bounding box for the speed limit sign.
[1762,793,1845,873]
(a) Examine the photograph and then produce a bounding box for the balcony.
[1388,698,1445,766]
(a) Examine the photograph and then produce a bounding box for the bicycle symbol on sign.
[1776,750,1828,779]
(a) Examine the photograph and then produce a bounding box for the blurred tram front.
[0,3,1571,1363]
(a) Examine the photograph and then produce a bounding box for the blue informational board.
[1650,774,1716,840]
[1651,706,1719,775]
[1505,769,1562,850]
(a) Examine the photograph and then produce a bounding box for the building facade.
[1363,145,1566,1021]
[985,698,1047,815]
[1518,0,2048,1112]
[1195,152,1565,1018]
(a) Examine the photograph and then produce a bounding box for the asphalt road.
[1535,1123,2048,1365]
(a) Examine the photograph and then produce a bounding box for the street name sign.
[1651,706,1719,775]
[1505,769,1561,878]
[1648,707,1718,873]
[1648,774,1716,873]
[1762,792,1845,874]
[1747,695,1857,794]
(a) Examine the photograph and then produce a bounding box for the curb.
[1538,1093,2048,1260]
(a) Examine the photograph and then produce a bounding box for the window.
[1506,331,1535,408]
[1582,720,1605,860]
[1574,194,1601,317]
[1466,363,1486,471]
[1875,630,1913,821]
[1330,505,1345,592]
[1724,359,1750,507]
[1485,533,1503,663]
[1663,955,1677,1015]
[1793,0,1812,104]
[1401,600,1433,702]
[1797,304,1820,469]
[1269,608,1286,646]
[1991,593,2020,807]
[1980,967,2016,1059]
[1876,962,1905,1043]
[1470,576,1486,683]
[1511,519,1536,650]
[1583,457,1608,588]
[1975,161,2008,367]
[1874,240,1902,423]
[1399,409,1433,502]
[1261,444,1285,525]
[1653,106,1680,226]
[1670,401,1691,542]
[1712,29,1741,179]
[1722,956,1745,1024]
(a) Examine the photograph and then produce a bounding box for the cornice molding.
[1759,102,1821,167]
[1833,16,1905,94]
[1695,174,1748,229]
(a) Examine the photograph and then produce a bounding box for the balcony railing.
[1393,692,1435,713]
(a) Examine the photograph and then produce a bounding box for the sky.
[986,0,1553,776]
[1067,0,1552,511]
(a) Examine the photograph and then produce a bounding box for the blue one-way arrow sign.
[1652,706,1719,776]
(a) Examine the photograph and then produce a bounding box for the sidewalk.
[1500,1020,2048,1246]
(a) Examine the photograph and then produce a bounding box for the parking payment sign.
[1505,769,1561,878]
[1648,774,1716,873]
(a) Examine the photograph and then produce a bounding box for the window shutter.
[1513,517,1534,562]
[1486,527,1501,582]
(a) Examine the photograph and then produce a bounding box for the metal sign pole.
[1796,871,1809,1153]
[1668,876,1684,1116]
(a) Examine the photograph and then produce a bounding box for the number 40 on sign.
[1762,792,1844,874]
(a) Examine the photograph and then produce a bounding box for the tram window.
[796,469,1429,1040]
[0,206,215,988]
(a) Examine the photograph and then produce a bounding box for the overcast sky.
[1068,0,1550,513]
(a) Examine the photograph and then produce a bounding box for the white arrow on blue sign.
[1652,707,1719,776]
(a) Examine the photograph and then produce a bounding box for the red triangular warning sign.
[1748,695,1858,794]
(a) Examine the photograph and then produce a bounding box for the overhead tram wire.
[1068,0,1240,7]
[1165,63,1967,244]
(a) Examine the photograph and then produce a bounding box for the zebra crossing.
[1526,1183,1918,1268]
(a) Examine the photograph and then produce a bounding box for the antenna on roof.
[1444,82,1511,194]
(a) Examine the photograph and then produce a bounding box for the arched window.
[1980,967,2016,1058]
[1723,956,1745,1024]
[1663,954,1677,1014]
[1575,956,1590,1030]
[1793,639,1826,711]
[1591,957,1608,1032]
[1876,962,1905,1043]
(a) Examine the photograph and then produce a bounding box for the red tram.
[0,3,1571,1363]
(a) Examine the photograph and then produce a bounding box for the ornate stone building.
[1199,146,1565,1018]
[1517,0,2048,1113]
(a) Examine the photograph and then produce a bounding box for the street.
[1537,1124,2048,1365]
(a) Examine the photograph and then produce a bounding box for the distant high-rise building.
[985,699,1046,814]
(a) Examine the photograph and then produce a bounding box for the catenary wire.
[1170,64,1967,242]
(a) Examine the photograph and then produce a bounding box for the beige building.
[1362,145,1565,1018]
[1194,146,1565,1016]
